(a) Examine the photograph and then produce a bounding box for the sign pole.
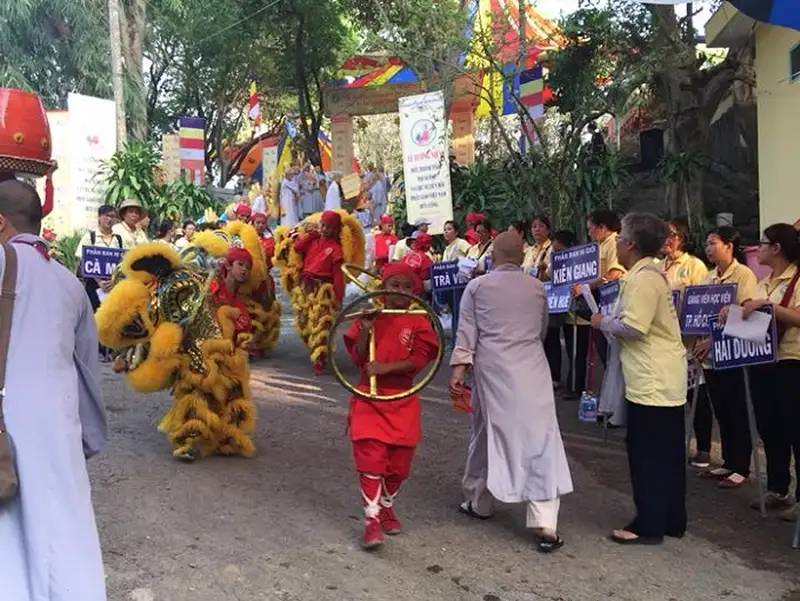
[571,326,577,393]
[742,367,766,518]
[685,358,702,458]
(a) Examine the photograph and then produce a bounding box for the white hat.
[413,217,432,227]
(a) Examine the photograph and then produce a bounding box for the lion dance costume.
[273,209,365,373]
[96,226,277,460]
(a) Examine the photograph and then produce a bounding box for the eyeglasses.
[758,240,774,246]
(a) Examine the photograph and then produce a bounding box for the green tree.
[0,0,111,108]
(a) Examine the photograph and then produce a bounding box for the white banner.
[398,91,453,235]
[67,93,116,232]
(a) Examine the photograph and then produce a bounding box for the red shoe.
[362,518,384,549]
[379,506,402,535]
[313,360,327,376]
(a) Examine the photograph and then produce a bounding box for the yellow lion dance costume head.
[181,221,281,356]
[95,243,257,460]
[272,209,365,368]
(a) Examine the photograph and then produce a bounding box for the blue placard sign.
[680,284,737,335]
[431,260,467,292]
[80,245,125,279]
[551,242,600,287]
[543,282,572,315]
[709,307,778,370]
[672,289,681,312]
[598,280,620,316]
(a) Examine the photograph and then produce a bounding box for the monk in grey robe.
[450,232,573,553]
[0,180,107,601]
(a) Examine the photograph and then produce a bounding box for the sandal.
[610,529,663,545]
[698,467,731,479]
[458,501,494,520]
[536,534,564,554]
[718,473,747,489]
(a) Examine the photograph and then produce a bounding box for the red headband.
[226,247,252,265]
[320,210,341,228]
[381,262,423,296]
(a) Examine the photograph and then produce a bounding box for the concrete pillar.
[330,113,354,174]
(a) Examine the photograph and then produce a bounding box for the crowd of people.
[2,171,799,599]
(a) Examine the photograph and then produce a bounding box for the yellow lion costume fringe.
[96,243,257,460]
[273,209,365,367]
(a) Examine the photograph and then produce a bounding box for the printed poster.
[398,91,453,235]
[67,93,117,232]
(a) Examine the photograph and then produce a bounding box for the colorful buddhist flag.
[248,81,261,126]
[179,116,205,186]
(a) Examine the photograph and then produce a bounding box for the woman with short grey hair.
[590,212,688,545]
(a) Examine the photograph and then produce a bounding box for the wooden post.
[452,111,475,166]
[330,114,354,174]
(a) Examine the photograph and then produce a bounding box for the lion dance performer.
[273,209,365,374]
[181,220,281,357]
[96,243,258,461]
[342,262,440,549]
[223,219,281,356]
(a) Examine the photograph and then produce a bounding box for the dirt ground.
[91,311,800,601]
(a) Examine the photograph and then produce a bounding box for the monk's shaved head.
[0,179,43,235]
[492,231,524,267]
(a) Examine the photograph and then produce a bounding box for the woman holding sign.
[695,227,758,489]
[663,217,714,468]
[590,213,687,545]
[741,223,800,521]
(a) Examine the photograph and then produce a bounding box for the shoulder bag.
[0,243,19,504]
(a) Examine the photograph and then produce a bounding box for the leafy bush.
[98,142,223,222]
[50,230,85,274]
[98,141,163,211]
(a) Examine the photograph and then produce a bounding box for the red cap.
[251,211,268,222]
[234,203,252,216]
[379,214,393,225]
[412,232,433,252]
[466,212,485,227]
[381,262,422,295]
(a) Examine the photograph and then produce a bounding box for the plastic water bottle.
[578,391,598,423]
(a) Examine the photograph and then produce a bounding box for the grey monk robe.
[451,264,573,528]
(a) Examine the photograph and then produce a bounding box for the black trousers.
[544,327,562,383]
[626,400,687,538]
[704,368,752,477]
[688,383,714,454]
[750,360,800,500]
[563,324,590,394]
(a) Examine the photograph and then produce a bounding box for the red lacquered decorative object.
[0,87,58,217]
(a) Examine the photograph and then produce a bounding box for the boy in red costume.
[373,214,397,271]
[293,210,345,302]
[343,262,440,549]
[464,212,483,246]
[251,211,275,267]
[209,247,254,344]
[293,210,345,373]
[401,232,434,285]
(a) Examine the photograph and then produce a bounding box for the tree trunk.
[120,0,147,141]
